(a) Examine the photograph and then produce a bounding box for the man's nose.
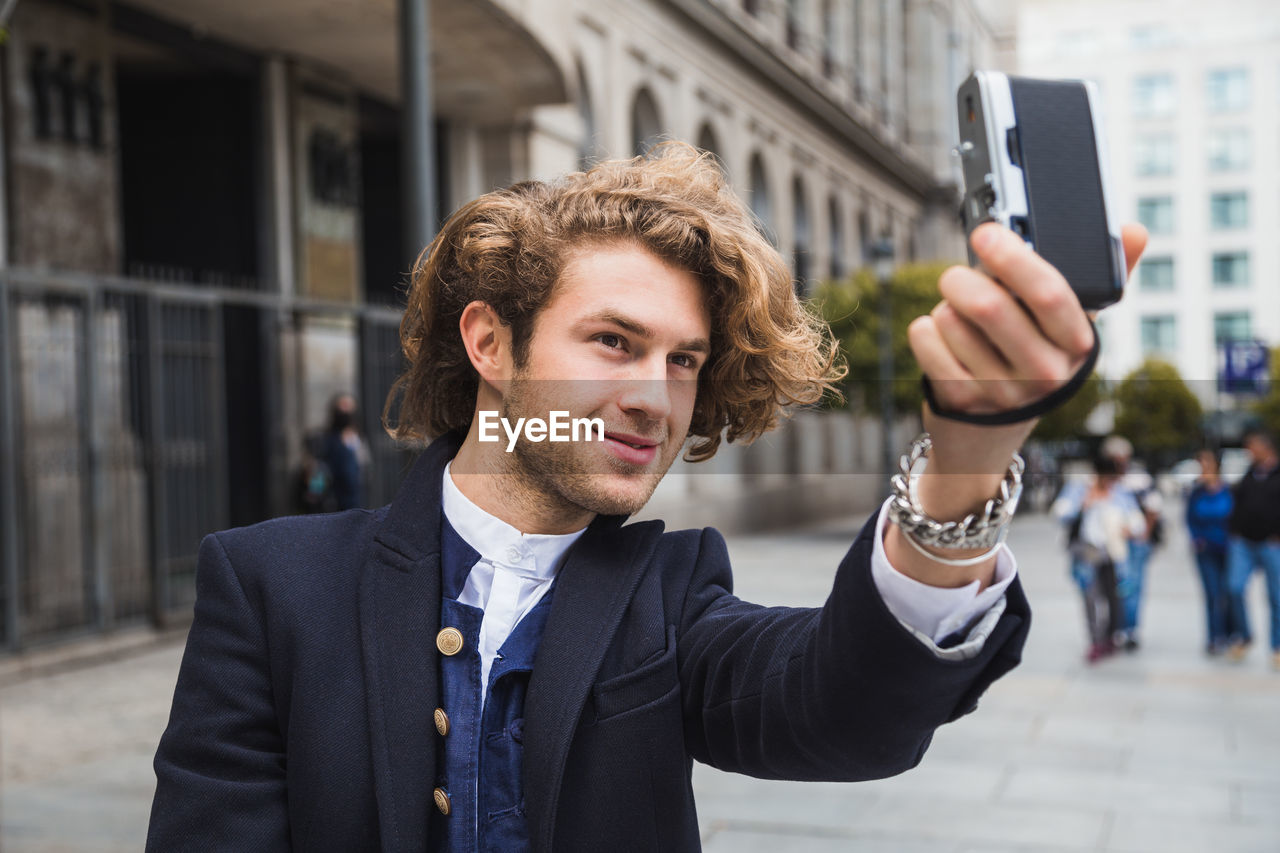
[616,364,672,421]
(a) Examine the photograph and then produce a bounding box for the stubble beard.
[501,378,680,518]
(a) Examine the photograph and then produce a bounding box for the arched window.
[695,122,725,176]
[828,196,845,280]
[748,152,774,244]
[743,0,760,17]
[858,209,870,268]
[631,87,663,156]
[792,175,811,294]
[576,60,599,169]
[821,0,837,78]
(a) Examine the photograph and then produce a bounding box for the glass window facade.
[1214,312,1252,347]
[1207,128,1250,171]
[1205,68,1250,113]
[1209,192,1248,229]
[1140,315,1177,355]
[1136,196,1174,233]
[1138,257,1175,291]
[1212,252,1250,288]
[1135,134,1175,175]
[1133,74,1176,118]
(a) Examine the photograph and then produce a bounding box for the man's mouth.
[604,432,660,449]
[603,431,662,465]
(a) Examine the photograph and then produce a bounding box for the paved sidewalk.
[3,510,1279,851]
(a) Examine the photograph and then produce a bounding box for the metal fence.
[0,271,409,652]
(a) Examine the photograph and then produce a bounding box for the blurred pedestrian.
[1225,429,1280,668]
[1185,448,1233,655]
[319,393,369,510]
[293,435,337,515]
[1054,455,1147,662]
[1101,435,1163,651]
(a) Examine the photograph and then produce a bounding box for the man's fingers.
[1122,222,1148,279]
[931,301,1010,379]
[937,265,1047,368]
[969,222,1093,357]
[908,315,984,412]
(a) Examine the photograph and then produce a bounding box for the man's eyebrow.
[580,311,711,354]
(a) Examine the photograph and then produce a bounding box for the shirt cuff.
[869,498,1018,660]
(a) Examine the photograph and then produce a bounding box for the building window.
[850,0,863,96]
[1130,25,1175,50]
[792,175,811,294]
[821,0,837,78]
[1214,311,1252,348]
[1212,252,1250,288]
[1136,196,1174,234]
[630,87,663,156]
[743,0,760,17]
[1132,74,1175,118]
[748,153,774,244]
[1207,128,1250,171]
[786,0,803,51]
[1138,257,1175,291]
[1205,68,1250,113]
[828,196,844,280]
[1209,192,1248,230]
[1135,134,1175,176]
[1140,315,1177,356]
[576,61,598,169]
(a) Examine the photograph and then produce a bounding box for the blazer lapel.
[358,434,461,852]
[523,516,665,852]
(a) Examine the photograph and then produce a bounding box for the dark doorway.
[359,97,406,306]
[115,26,263,288]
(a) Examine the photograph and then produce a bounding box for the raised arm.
[674,519,1029,782]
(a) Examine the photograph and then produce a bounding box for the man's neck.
[448,423,595,536]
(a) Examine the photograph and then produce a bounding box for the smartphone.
[955,71,1126,311]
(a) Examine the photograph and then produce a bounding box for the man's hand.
[885,221,1148,589]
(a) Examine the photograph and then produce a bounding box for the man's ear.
[458,300,514,386]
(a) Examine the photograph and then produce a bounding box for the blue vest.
[433,519,554,853]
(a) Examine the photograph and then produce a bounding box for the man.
[1225,429,1280,668]
[147,144,1146,851]
[1099,434,1163,650]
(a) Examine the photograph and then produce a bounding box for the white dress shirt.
[441,466,1018,701]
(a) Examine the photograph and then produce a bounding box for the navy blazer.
[148,432,1030,852]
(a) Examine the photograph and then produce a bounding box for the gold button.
[436,627,464,656]
[433,787,451,816]
[434,707,450,737]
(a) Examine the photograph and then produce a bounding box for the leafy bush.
[1113,358,1203,468]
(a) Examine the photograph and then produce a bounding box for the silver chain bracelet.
[886,433,1024,562]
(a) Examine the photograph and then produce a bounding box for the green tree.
[1251,346,1280,439]
[814,262,946,415]
[1113,358,1203,468]
[1032,371,1105,441]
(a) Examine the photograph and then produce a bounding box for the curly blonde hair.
[386,142,845,461]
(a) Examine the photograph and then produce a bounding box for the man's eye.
[671,354,697,369]
[597,334,623,349]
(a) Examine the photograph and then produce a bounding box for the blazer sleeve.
[674,511,1029,783]
[146,533,290,851]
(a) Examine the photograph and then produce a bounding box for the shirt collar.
[441,462,587,580]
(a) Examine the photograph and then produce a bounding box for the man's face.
[1244,435,1275,465]
[500,242,711,517]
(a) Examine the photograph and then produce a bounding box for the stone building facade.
[0,0,1003,649]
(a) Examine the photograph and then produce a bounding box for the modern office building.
[1015,0,1280,393]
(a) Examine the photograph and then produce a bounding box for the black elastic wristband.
[921,320,1100,427]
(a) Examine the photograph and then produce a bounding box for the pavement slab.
[3,508,1279,851]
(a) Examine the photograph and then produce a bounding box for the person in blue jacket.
[1185,448,1234,654]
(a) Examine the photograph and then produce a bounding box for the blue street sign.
[1220,339,1270,395]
